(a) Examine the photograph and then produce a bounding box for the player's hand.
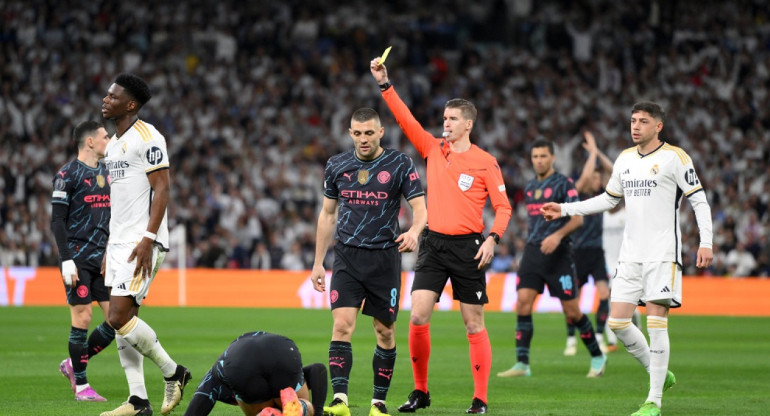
[696,247,714,268]
[582,131,598,153]
[61,259,79,288]
[310,265,326,292]
[474,238,496,270]
[395,231,419,253]
[370,58,389,85]
[128,238,154,280]
[540,202,563,221]
[540,234,562,255]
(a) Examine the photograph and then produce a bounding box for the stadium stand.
[1,0,768,276]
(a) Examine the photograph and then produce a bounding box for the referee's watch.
[489,232,500,244]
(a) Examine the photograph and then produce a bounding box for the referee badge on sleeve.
[458,173,474,191]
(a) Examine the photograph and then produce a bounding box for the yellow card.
[379,46,392,65]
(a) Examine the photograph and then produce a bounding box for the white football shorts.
[611,261,682,307]
[105,242,166,305]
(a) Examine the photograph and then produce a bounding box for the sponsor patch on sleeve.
[498,184,506,192]
[52,190,67,199]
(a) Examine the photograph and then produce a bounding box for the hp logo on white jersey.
[684,168,699,186]
[146,147,164,165]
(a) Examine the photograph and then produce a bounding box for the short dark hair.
[351,107,380,125]
[72,120,104,150]
[632,101,665,122]
[530,138,554,155]
[445,98,477,122]
[114,73,152,107]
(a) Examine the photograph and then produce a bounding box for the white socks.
[647,316,669,407]
[608,316,670,408]
[607,318,650,369]
[116,334,148,399]
[118,316,177,378]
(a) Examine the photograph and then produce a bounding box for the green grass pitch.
[1,307,768,415]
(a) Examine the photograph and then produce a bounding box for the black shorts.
[575,247,609,287]
[330,242,401,323]
[412,230,488,305]
[517,242,578,300]
[64,260,110,305]
[218,332,304,404]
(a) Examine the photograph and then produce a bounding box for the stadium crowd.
[1,0,769,277]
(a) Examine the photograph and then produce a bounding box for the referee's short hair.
[73,120,104,151]
[445,98,477,122]
[632,101,665,122]
[114,73,152,108]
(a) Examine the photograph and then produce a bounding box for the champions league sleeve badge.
[458,173,474,191]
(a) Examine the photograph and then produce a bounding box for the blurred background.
[1,0,768,277]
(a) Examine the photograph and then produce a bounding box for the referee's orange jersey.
[383,87,512,237]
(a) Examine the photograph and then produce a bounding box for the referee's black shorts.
[412,230,488,305]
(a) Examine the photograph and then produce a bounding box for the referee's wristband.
[379,81,392,91]
[143,231,157,241]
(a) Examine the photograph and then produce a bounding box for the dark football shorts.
[218,332,304,404]
[412,230,488,305]
[517,242,578,300]
[64,260,110,305]
[575,247,609,288]
[330,242,401,323]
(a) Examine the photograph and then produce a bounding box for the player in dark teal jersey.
[310,108,426,416]
[184,332,327,416]
[498,138,607,379]
[51,120,115,402]
[564,132,615,356]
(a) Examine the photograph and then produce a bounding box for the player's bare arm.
[541,215,583,255]
[540,202,563,221]
[575,132,598,193]
[396,195,427,253]
[310,197,338,292]
[128,168,170,279]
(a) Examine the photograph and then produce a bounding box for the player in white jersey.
[542,102,713,416]
[100,73,190,416]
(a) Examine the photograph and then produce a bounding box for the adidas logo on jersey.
[117,283,126,290]
[660,286,671,293]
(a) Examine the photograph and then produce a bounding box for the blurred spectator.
[0,0,767,276]
[725,242,758,277]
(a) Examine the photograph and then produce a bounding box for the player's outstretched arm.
[541,202,563,221]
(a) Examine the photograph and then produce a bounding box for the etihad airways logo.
[341,189,389,206]
[340,190,388,199]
